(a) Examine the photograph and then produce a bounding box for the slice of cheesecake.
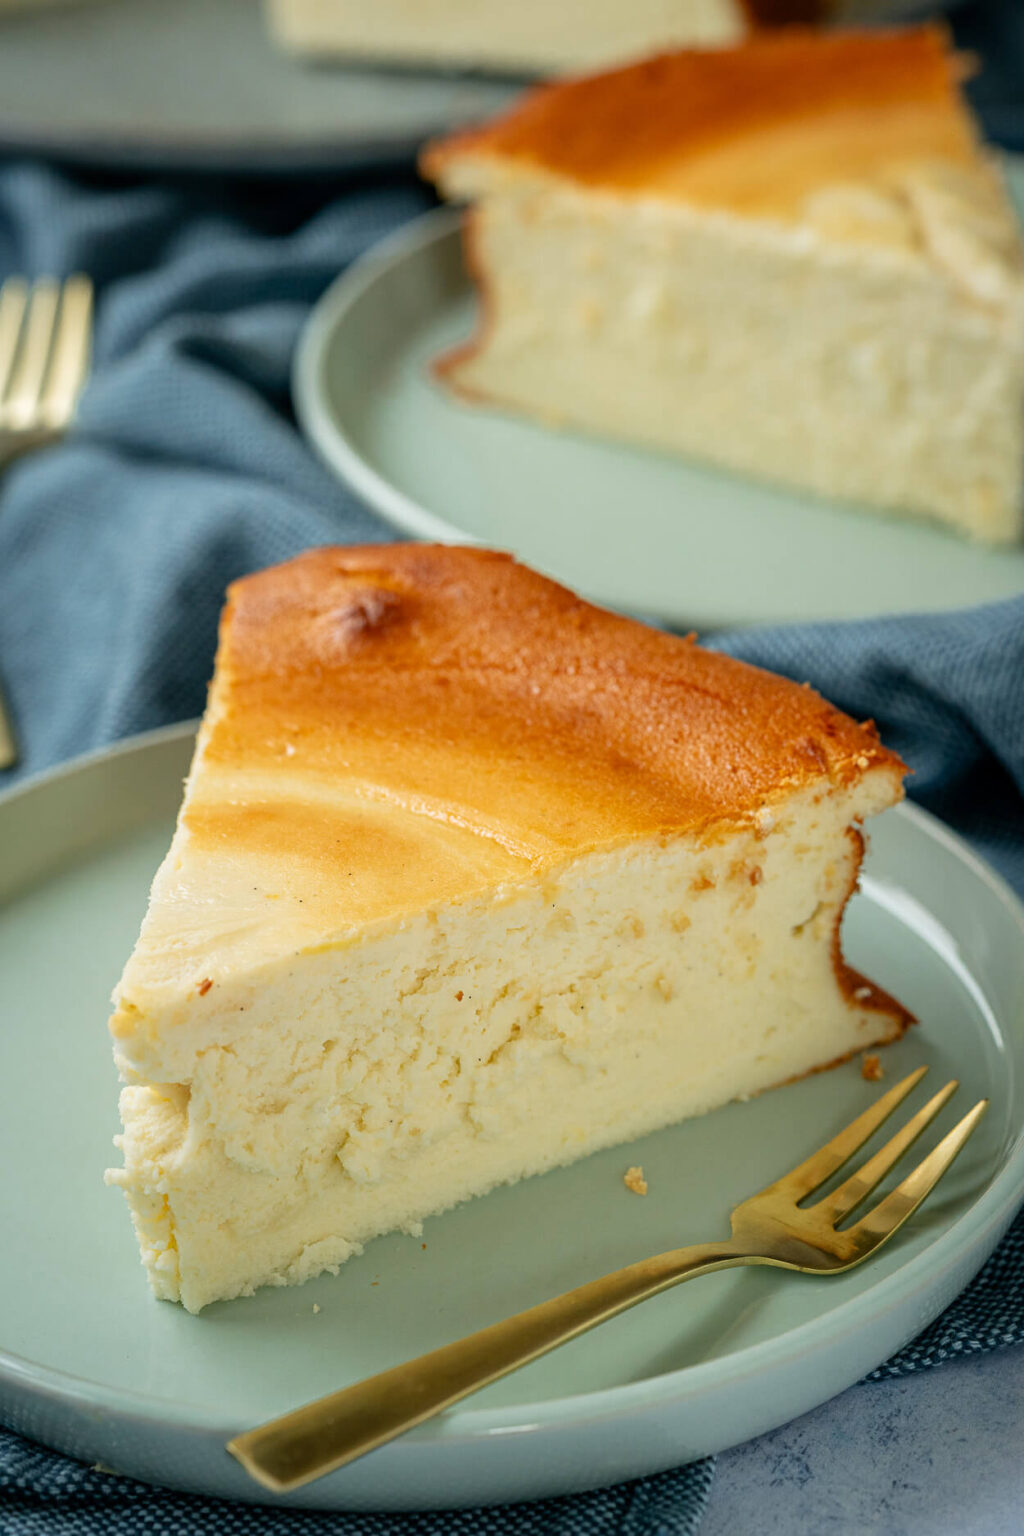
[423,27,1024,544]
[265,0,757,74]
[107,545,911,1313]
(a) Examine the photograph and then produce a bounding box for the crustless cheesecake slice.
[423,28,1024,543]
[107,546,911,1312]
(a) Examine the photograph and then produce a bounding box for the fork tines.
[0,274,93,438]
[767,1065,986,1233]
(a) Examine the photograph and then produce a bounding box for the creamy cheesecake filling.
[108,770,904,1313]
[265,0,746,72]
[106,545,911,1311]
[423,30,1024,544]
[438,183,1024,543]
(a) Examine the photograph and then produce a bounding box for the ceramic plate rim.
[295,206,489,550]
[293,200,1024,628]
[2,723,1024,1447]
[0,0,523,176]
[0,0,958,175]
[0,127,427,176]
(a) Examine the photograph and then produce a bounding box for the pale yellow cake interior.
[109,771,900,1313]
[106,547,909,1312]
[264,0,746,73]
[424,31,1024,543]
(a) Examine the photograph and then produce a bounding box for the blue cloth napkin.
[2,74,1024,1535]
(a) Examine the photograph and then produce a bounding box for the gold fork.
[0,274,94,769]
[229,1066,986,1493]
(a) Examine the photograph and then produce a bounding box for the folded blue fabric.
[714,599,1024,900]
[1,145,1023,1536]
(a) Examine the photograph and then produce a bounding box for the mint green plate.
[2,724,1024,1510]
[0,0,520,172]
[295,179,1024,629]
[0,0,958,172]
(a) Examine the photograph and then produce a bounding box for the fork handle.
[0,678,17,770]
[228,1239,752,1492]
[0,691,15,774]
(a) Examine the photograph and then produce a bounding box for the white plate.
[0,0,520,172]
[2,724,1024,1509]
[295,195,1024,630]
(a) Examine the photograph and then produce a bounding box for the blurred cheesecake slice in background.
[265,0,789,73]
[423,27,1024,544]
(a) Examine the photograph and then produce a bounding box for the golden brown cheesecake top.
[422,27,982,220]
[200,544,898,851]
[114,546,905,1004]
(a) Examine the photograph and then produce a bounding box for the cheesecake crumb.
[455,990,464,1001]
[755,807,776,835]
[861,1054,884,1082]
[624,1165,648,1196]
[197,978,213,996]
[312,1303,321,1313]
[421,1243,427,1250]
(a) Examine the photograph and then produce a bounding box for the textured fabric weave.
[2,12,1024,1520]
[712,613,1024,1380]
[0,1435,717,1536]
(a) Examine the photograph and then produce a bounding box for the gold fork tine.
[0,277,31,771]
[0,274,93,768]
[39,276,93,432]
[1,278,59,433]
[847,1099,988,1253]
[761,1065,928,1202]
[227,1071,987,1494]
[0,278,28,406]
[0,682,15,771]
[813,1079,960,1225]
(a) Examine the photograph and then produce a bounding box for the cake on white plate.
[264,0,788,74]
[422,27,1024,545]
[106,545,911,1313]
